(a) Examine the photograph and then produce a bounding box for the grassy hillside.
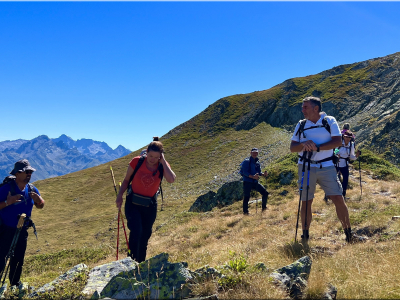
[15,51,400,298]
[164,51,400,163]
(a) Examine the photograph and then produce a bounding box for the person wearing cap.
[290,96,365,243]
[337,130,359,198]
[240,148,269,215]
[0,159,45,286]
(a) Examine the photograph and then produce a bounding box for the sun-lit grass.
[13,120,399,299]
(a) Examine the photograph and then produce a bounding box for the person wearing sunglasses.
[0,159,45,287]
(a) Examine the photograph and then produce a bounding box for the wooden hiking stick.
[110,166,130,259]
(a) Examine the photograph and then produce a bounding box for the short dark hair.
[147,137,164,153]
[303,96,322,112]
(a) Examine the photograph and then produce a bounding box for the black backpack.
[295,117,331,141]
[0,176,35,196]
[127,154,165,210]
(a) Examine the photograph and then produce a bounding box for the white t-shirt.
[338,140,356,168]
[291,112,341,168]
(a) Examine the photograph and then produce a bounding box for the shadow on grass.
[280,240,311,260]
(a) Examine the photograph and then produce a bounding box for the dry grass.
[17,122,400,298]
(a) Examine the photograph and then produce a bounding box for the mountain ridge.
[164,51,400,165]
[0,134,131,181]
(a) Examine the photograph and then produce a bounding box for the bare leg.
[301,199,313,230]
[330,195,351,229]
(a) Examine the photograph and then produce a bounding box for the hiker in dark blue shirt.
[240,148,269,215]
[0,159,45,287]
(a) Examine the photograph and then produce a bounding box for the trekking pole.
[109,166,130,259]
[295,151,308,242]
[118,181,130,257]
[358,151,362,196]
[116,209,120,261]
[304,152,312,232]
[0,214,26,287]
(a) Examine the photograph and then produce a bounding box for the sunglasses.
[19,170,33,174]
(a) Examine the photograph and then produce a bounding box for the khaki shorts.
[297,164,343,201]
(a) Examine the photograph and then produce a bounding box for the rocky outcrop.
[189,181,243,212]
[96,253,194,299]
[270,256,312,299]
[28,263,88,298]
[82,257,138,297]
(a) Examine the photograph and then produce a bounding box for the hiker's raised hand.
[263,171,268,177]
[159,152,166,165]
[7,191,22,205]
[29,192,42,204]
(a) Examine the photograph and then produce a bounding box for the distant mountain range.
[0,134,131,181]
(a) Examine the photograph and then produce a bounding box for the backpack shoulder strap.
[128,155,146,184]
[295,119,307,140]
[28,183,35,193]
[322,116,331,134]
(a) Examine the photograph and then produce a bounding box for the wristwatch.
[4,200,7,207]
[316,145,320,152]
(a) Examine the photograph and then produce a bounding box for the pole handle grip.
[17,213,26,229]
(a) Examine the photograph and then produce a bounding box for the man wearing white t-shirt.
[290,96,364,243]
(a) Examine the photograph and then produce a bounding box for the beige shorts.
[297,164,343,201]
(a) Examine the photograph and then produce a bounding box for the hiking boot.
[243,212,250,216]
[262,207,267,212]
[346,234,367,244]
[301,235,309,243]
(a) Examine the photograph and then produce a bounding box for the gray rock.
[99,253,194,299]
[189,191,216,212]
[189,181,243,212]
[322,283,337,300]
[193,265,224,282]
[28,263,88,298]
[270,256,312,299]
[82,257,138,297]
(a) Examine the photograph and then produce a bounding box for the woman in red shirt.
[116,137,176,262]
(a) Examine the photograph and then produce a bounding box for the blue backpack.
[239,157,251,177]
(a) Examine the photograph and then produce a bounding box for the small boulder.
[82,257,138,297]
[28,263,88,298]
[322,283,337,300]
[189,181,243,212]
[270,256,312,299]
[193,265,224,282]
[99,253,194,299]
[189,191,216,212]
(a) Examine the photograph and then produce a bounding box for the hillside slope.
[165,51,400,164]
[21,52,400,298]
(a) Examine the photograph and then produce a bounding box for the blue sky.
[1,2,399,151]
